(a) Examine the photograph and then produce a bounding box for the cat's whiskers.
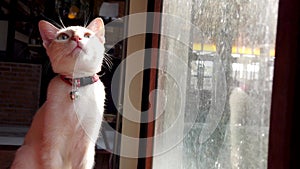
[103,53,114,69]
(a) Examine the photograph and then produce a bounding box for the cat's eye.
[84,33,91,38]
[57,33,70,40]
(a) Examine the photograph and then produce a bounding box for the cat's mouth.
[71,45,85,55]
[75,45,82,50]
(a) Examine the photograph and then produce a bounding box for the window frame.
[267,0,300,168]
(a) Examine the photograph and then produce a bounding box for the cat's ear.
[38,20,59,48]
[87,18,105,43]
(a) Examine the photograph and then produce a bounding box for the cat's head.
[38,18,105,78]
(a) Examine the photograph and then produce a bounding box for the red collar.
[60,74,99,87]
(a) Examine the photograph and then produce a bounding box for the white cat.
[10,18,106,169]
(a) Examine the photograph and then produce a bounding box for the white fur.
[11,18,105,169]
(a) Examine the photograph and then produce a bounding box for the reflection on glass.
[153,0,279,168]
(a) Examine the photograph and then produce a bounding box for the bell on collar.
[70,90,79,100]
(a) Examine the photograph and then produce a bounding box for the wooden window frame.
[267,0,300,168]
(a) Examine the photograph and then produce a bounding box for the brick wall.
[0,62,42,126]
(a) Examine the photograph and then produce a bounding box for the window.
[151,0,279,168]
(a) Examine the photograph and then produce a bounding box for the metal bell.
[70,90,79,100]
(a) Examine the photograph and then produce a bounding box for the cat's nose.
[71,35,82,42]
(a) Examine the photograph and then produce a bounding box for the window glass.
[153,0,279,168]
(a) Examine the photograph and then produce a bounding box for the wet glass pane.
[153,0,279,168]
